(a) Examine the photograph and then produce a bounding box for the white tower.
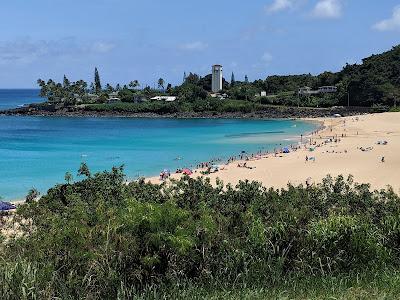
[211,64,223,93]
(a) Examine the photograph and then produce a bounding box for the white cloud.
[179,41,208,51]
[261,52,273,64]
[265,0,293,13]
[90,42,115,53]
[0,38,115,65]
[312,0,342,19]
[373,6,400,31]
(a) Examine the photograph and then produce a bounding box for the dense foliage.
[34,45,400,112]
[1,166,400,299]
[85,99,259,114]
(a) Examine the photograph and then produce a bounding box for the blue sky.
[0,0,400,88]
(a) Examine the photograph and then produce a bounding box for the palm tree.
[26,188,39,203]
[158,78,165,91]
[78,162,91,178]
[37,79,47,97]
[106,83,114,93]
[64,172,73,184]
[129,80,140,90]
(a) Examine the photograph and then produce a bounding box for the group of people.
[159,170,171,181]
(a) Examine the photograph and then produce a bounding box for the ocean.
[0,89,43,110]
[0,89,317,200]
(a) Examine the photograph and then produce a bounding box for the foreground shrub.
[1,168,400,298]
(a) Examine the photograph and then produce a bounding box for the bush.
[2,168,400,298]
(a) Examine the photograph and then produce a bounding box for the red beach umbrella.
[182,168,192,175]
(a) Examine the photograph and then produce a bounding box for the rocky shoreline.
[0,104,377,119]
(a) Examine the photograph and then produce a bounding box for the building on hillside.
[107,91,121,104]
[133,95,147,103]
[298,86,319,96]
[150,96,177,102]
[107,97,120,104]
[260,91,267,97]
[210,93,228,100]
[318,86,338,93]
[298,86,338,96]
[87,93,99,102]
[211,64,223,93]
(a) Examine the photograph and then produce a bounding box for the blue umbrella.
[0,201,16,211]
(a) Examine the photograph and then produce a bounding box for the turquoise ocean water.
[0,89,317,200]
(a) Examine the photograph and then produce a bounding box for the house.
[108,91,119,98]
[87,93,99,103]
[210,93,227,100]
[260,91,267,97]
[150,96,177,102]
[298,86,338,96]
[318,86,337,93]
[106,91,121,104]
[298,86,320,96]
[107,97,120,104]
[133,95,147,103]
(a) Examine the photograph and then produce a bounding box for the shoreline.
[0,104,377,120]
[145,112,400,193]
[6,118,321,204]
[8,111,399,204]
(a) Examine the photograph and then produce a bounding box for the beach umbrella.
[182,168,192,175]
[0,201,16,211]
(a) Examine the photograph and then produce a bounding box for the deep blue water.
[0,89,43,110]
[0,90,317,200]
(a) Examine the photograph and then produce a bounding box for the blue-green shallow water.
[0,116,317,200]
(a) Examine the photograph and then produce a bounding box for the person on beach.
[381,156,385,163]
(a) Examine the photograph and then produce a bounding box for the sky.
[0,0,400,88]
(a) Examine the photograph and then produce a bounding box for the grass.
[3,170,400,299]
[127,270,400,299]
[389,106,400,112]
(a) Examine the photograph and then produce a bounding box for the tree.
[63,75,70,89]
[185,73,200,85]
[94,67,102,94]
[78,162,91,178]
[166,83,172,93]
[158,78,165,90]
[64,172,73,184]
[89,83,95,94]
[37,79,47,97]
[183,72,187,83]
[231,72,235,87]
[129,80,140,90]
[106,83,114,93]
[26,188,39,203]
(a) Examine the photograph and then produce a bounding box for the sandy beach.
[148,112,400,192]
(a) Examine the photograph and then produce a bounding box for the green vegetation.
[2,166,400,299]
[33,45,400,113]
[85,99,259,114]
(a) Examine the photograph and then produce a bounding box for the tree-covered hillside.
[33,45,400,110]
[244,45,400,107]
